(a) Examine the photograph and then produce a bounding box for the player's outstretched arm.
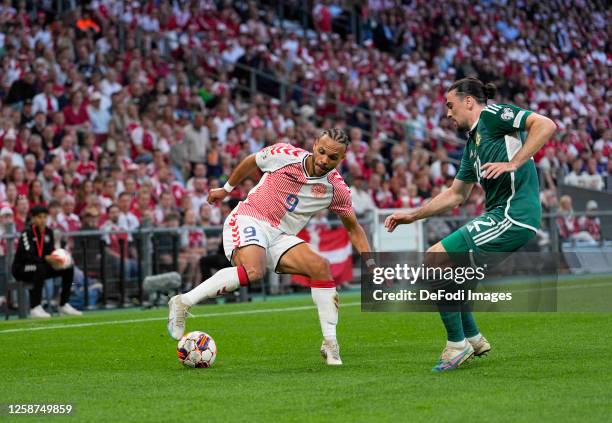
[482,113,557,179]
[208,154,258,203]
[384,179,473,232]
[339,212,371,254]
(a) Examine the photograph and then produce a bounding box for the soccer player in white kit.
[168,129,372,365]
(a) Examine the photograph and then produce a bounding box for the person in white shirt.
[221,39,245,66]
[582,158,605,191]
[56,195,81,232]
[247,127,266,154]
[538,147,560,172]
[100,69,123,97]
[51,133,76,168]
[350,174,376,217]
[153,191,176,225]
[87,92,112,137]
[185,163,207,191]
[182,112,209,165]
[0,132,25,168]
[212,107,234,143]
[117,192,140,235]
[32,80,59,115]
[564,159,585,187]
[430,148,457,181]
[0,161,6,202]
[190,177,209,216]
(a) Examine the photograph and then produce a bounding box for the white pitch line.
[0,302,361,335]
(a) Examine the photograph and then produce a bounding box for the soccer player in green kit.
[385,77,557,372]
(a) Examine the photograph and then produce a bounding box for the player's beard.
[456,119,471,132]
[315,162,329,176]
[309,155,328,176]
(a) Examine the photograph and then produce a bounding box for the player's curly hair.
[319,128,349,146]
[449,77,497,104]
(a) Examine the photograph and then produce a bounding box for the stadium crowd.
[0,0,609,260]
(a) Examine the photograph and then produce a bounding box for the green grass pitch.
[1,292,611,422]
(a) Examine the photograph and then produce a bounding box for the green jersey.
[456,103,541,231]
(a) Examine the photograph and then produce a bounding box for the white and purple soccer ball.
[177,331,217,368]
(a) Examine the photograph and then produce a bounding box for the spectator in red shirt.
[100,204,137,280]
[57,195,81,233]
[130,186,155,222]
[51,133,76,168]
[5,183,18,209]
[50,183,67,205]
[556,195,579,241]
[27,179,46,208]
[179,209,207,289]
[63,91,90,133]
[13,195,29,232]
[9,166,28,197]
[313,1,332,33]
[75,180,95,216]
[577,200,602,242]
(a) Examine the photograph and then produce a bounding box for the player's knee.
[309,257,331,280]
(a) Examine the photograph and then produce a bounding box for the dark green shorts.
[441,210,536,254]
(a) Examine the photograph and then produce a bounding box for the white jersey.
[234,143,353,235]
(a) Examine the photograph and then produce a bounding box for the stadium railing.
[1,214,375,319]
[2,209,609,319]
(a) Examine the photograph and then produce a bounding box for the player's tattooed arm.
[208,155,258,203]
[482,113,557,179]
[385,179,473,232]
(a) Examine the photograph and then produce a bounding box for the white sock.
[467,334,483,343]
[446,339,467,349]
[181,267,242,306]
[311,288,338,342]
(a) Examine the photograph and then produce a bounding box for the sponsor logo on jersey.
[475,132,481,147]
[311,183,327,198]
[501,108,515,121]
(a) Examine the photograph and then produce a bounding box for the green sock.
[439,311,465,342]
[461,311,480,338]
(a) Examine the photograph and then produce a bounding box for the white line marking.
[2,280,611,335]
[0,302,361,335]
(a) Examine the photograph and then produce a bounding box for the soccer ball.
[177,331,217,368]
[49,248,73,270]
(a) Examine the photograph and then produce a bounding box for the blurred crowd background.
[0,0,609,308]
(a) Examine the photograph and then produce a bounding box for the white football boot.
[59,303,83,316]
[30,305,51,319]
[432,341,474,372]
[469,335,491,357]
[167,295,191,340]
[320,340,343,365]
